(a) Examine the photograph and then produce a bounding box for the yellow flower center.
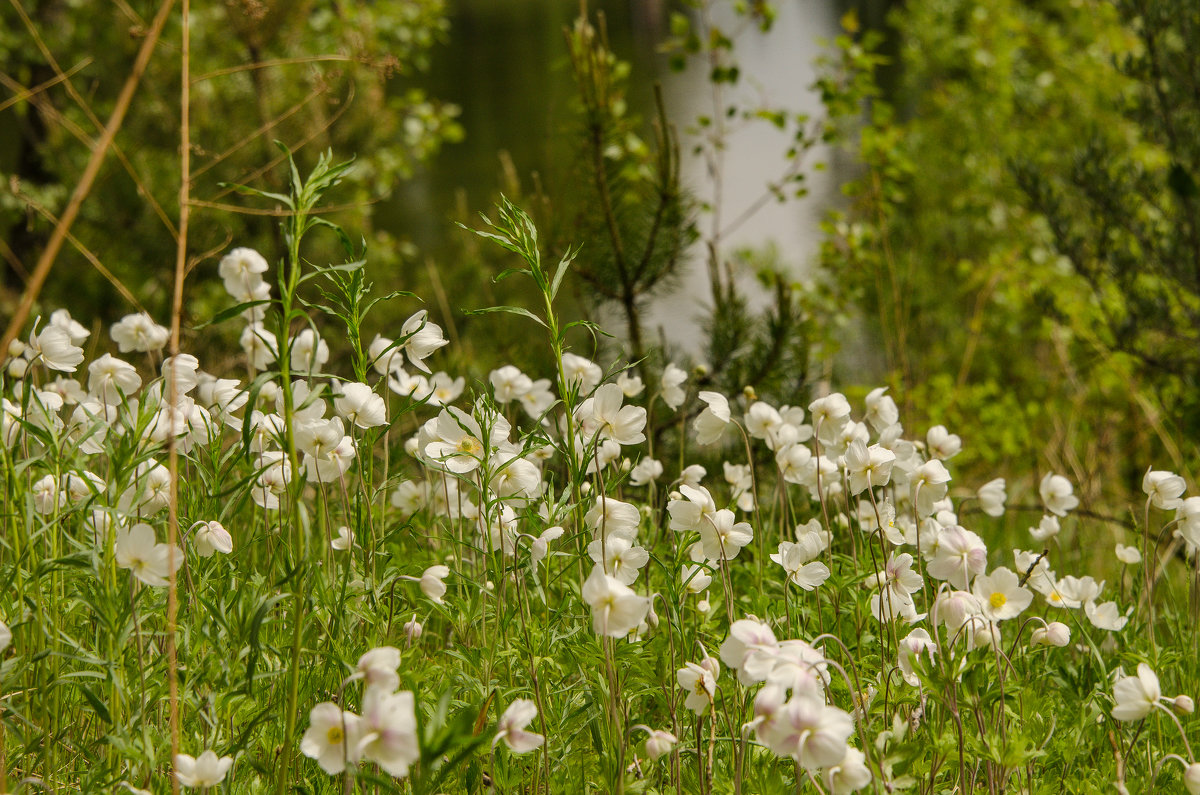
[326,725,344,745]
[989,592,1007,610]
[458,436,482,455]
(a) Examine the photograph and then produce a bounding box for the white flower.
[644,729,677,761]
[331,525,355,551]
[1085,600,1129,631]
[719,618,779,685]
[193,520,232,557]
[174,750,233,788]
[357,689,419,778]
[1114,543,1141,565]
[219,247,269,298]
[490,365,533,402]
[291,328,329,375]
[864,386,898,431]
[28,323,84,372]
[357,647,402,694]
[1142,467,1186,510]
[581,565,649,638]
[977,478,1007,517]
[115,523,181,587]
[925,425,961,460]
[1112,663,1163,721]
[972,567,1033,622]
[770,542,830,591]
[111,313,169,353]
[530,525,565,566]
[560,352,602,395]
[681,563,712,594]
[88,354,142,404]
[335,382,387,429]
[0,620,11,654]
[697,509,753,562]
[587,536,650,585]
[1039,473,1079,517]
[808,393,851,435]
[822,746,873,794]
[240,324,277,371]
[762,695,854,770]
[844,440,896,494]
[49,308,89,344]
[617,370,644,397]
[578,383,646,446]
[897,628,937,686]
[629,457,663,487]
[693,391,730,445]
[667,484,717,534]
[301,702,362,774]
[1031,621,1071,647]
[494,699,544,754]
[677,657,719,715]
[420,565,450,604]
[660,363,687,410]
[926,525,988,590]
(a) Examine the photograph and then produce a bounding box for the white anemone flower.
[560,352,602,395]
[693,391,731,445]
[494,699,544,754]
[357,689,419,778]
[659,363,687,410]
[301,702,363,774]
[111,312,169,353]
[115,523,181,587]
[972,567,1033,622]
[193,520,233,557]
[977,478,1007,517]
[581,565,649,637]
[174,750,233,789]
[335,382,387,429]
[677,657,719,715]
[1143,467,1186,510]
[1039,473,1079,517]
[1112,663,1163,721]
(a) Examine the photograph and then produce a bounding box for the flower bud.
[1186,763,1200,795]
[8,339,26,358]
[404,618,423,643]
[1031,621,1070,648]
[1174,694,1195,715]
[7,358,28,379]
[645,730,677,761]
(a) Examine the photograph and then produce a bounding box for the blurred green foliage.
[0,0,461,347]
[821,0,1198,503]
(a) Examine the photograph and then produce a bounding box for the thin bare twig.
[0,58,91,114]
[192,54,355,83]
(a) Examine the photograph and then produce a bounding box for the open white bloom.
[357,647,402,694]
[1176,496,1200,551]
[335,382,387,429]
[585,496,641,540]
[489,365,532,403]
[578,383,646,446]
[745,401,784,446]
[660,363,687,410]
[1085,600,1129,631]
[629,457,663,487]
[822,746,873,794]
[808,393,851,436]
[32,474,62,515]
[910,458,951,515]
[193,520,233,557]
[844,440,896,494]
[677,657,719,714]
[719,618,779,685]
[398,310,448,375]
[925,425,961,460]
[420,565,450,604]
[518,378,555,419]
[697,509,753,562]
[681,563,712,594]
[357,689,419,778]
[864,386,899,431]
[977,478,1007,517]
[530,525,565,566]
[174,750,233,788]
[219,246,269,295]
[494,699,544,754]
[331,525,355,551]
[667,484,717,534]
[115,523,181,587]
[301,702,363,774]
[1142,468,1186,510]
[28,324,84,372]
[693,391,731,445]
[49,308,89,344]
[926,525,988,590]
[1039,473,1079,516]
[588,536,650,585]
[1112,663,1163,721]
[560,352,602,394]
[973,567,1033,621]
[771,541,830,591]
[290,328,329,375]
[111,313,169,353]
[617,370,644,397]
[88,354,142,404]
[424,406,508,475]
[762,695,854,770]
[581,565,649,637]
